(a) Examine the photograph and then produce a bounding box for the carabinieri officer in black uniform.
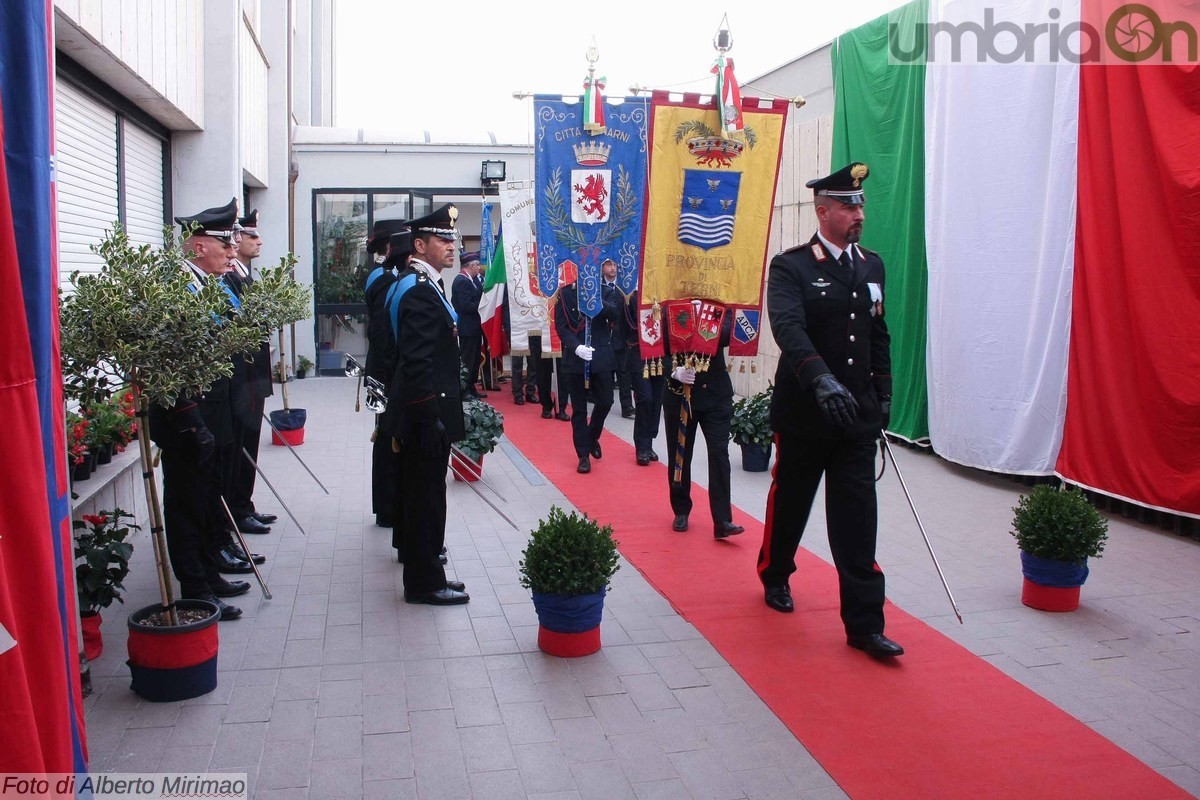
[365,226,411,528]
[385,204,469,605]
[756,162,903,658]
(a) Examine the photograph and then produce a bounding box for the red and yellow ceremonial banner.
[638,90,788,357]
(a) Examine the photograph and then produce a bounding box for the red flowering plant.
[66,410,90,466]
[115,390,138,448]
[73,508,137,616]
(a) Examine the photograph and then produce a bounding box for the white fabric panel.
[55,80,118,292]
[498,183,552,354]
[924,0,1079,474]
[122,121,165,248]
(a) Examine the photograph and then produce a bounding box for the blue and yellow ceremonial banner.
[534,95,649,312]
[639,91,788,354]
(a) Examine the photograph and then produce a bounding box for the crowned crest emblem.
[572,141,612,167]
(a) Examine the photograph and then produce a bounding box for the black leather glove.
[418,420,448,461]
[811,374,859,428]
[190,427,216,462]
[880,395,892,433]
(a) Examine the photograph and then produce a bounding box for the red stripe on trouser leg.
[757,432,783,579]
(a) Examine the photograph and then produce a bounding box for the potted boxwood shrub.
[1011,484,1109,612]
[452,398,504,482]
[60,224,307,700]
[730,383,773,472]
[74,508,137,660]
[519,506,620,657]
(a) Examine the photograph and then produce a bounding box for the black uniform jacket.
[555,281,623,375]
[385,267,466,443]
[364,267,399,384]
[768,233,891,441]
[451,273,482,337]
[225,265,274,418]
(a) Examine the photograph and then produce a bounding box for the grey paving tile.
[444,656,491,689]
[451,686,503,727]
[267,699,318,743]
[166,704,226,748]
[362,694,409,735]
[314,715,363,760]
[603,644,657,676]
[669,747,748,800]
[407,710,468,798]
[223,684,276,723]
[513,741,577,795]
[572,759,638,800]
[404,673,452,711]
[552,716,615,764]
[258,739,314,790]
[632,777,695,800]
[318,678,364,718]
[308,757,363,800]
[500,701,558,745]
[460,724,518,773]
[157,744,213,772]
[278,667,323,701]
[363,779,417,800]
[610,732,679,783]
[536,678,594,720]
[467,769,528,800]
[620,673,683,714]
[209,721,268,769]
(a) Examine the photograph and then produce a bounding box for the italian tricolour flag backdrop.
[832,0,1200,517]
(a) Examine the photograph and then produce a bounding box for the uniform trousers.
[757,433,885,635]
[510,353,539,400]
[460,334,483,391]
[662,386,733,524]
[160,447,220,596]
[566,368,613,457]
[614,347,635,414]
[228,396,266,518]
[632,372,665,453]
[397,434,450,594]
[372,413,396,523]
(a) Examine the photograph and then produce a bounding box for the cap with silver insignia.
[806,162,869,206]
[175,197,240,241]
[238,208,260,238]
[407,203,459,241]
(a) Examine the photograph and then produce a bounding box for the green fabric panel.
[831,0,929,442]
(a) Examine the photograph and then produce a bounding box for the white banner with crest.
[499,182,554,355]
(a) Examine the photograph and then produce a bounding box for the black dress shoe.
[439,553,448,565]
[475,391,489,398]
[185,592,243,621]
[621,408,635,419]
[765,585,794,613]
[252,512,278,524]
[590,441,602,460]
[847,633,905,657]
[209,577,251,598]
[714,522,745,539]
[446,580,466,592]
[404,588,470,605]
[556,410,572,421]
[375,513,393,528]
[636,451,650,466]
[672,514,689,532]
[649,450,659,462]
[225,543,265,565]
[526,393,539,404]
[213,547,255,574]
[541,408,553,419]
[236,516,271,534]
[577,456,591,474]
[514,396,526,405]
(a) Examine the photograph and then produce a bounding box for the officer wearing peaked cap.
[148,198,249,621]
[756,162,904,658]
[365,227,411,529]
[222,207,277,541]
[384,204,469,605]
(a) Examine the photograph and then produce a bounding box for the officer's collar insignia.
[812,278,831,288]
[811,243,828,261]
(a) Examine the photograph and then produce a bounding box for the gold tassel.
[392,437,401,453]
[750,361,757,373]
[370,427,378,443]
[643,361,649,378]
[727,359,734,373]
[739,359,746,373]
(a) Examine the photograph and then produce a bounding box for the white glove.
[574,345,594,362]
[671,366,696,385]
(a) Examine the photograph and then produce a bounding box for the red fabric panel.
[1058,61,1200,516]
[127,624,219,670]
[0,96,73,773]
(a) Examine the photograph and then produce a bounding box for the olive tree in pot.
[519,506,620,657]
[1010,484,1109,612]
[60,225,306,700]
[452,399,504,482]
[730,383,774,472]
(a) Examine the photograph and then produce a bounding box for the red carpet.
[496,391,1189,799]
